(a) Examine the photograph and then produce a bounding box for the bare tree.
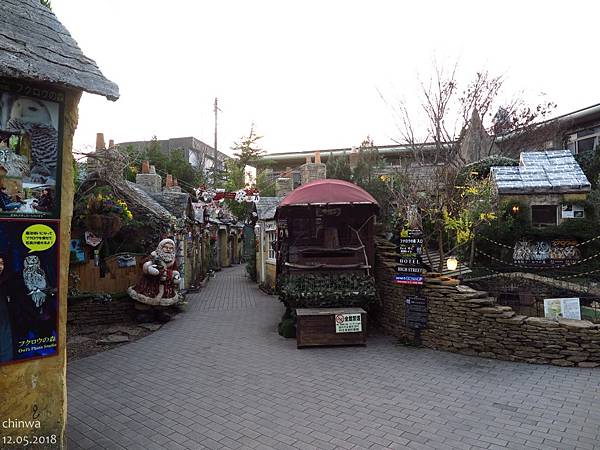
[382,63,556,271]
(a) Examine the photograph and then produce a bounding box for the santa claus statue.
[128,238,183,308]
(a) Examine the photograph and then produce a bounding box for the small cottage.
[491,150,592,227]
[252,196,282,288]
[71,152,176,295]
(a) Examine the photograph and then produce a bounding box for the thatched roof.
[0,0,119,100]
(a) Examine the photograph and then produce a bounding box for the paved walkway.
[67,266,600,450]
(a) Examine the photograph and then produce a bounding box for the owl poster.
[0,219,59,366]
[0,78,64,219]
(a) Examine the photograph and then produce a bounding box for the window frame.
[266,230,276,262]
[531,205,558,227]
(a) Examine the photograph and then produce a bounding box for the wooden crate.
[296,307,367,348]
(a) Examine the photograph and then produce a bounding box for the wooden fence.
[71,253,144,294]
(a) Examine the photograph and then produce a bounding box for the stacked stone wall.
[375,253,600,368]
[67,296,136,327]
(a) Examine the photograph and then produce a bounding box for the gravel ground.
[67,322,157,361]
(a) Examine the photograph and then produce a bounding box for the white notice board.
[544,298,581,320]
[335,313,362,333]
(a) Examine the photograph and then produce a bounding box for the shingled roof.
[0,0,119,100]
[152,192,194,221]
[256,197,282,220]
[491,150,591,195]
[124,181,174,222]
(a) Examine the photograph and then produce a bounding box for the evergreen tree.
[326,152,352,181]
[232,124,265,169]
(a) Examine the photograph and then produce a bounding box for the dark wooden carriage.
[275,179,379,347]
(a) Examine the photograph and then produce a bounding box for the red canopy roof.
[278,179,378,207]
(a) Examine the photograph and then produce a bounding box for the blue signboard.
[393,274,424,285]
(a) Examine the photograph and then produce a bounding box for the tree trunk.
[437,226,445,273]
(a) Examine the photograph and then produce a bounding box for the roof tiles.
[491,150,591,195]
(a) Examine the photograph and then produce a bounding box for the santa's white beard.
[156,248,175,264]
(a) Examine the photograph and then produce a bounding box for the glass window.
[577,137,596,153]
[267,230,276,260]
[531,205,557,226]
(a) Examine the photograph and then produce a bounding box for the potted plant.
[84,193,133,238]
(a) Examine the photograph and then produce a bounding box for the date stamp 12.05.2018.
[1,417,57,447]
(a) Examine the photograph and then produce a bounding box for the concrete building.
[256,102,600,182]
[118,136,230,174]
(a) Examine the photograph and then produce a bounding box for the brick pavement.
[67,265,600,449]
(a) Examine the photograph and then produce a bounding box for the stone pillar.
[275,177,293,197]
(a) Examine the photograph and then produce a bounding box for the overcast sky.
[52,0,599,157]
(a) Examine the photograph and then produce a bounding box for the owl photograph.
[0,220,59,365]
[0,87,61,218]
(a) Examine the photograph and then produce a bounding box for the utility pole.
[213,97,221,186]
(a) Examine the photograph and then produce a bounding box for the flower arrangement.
[84,193,133,238]
[86,193,133,223]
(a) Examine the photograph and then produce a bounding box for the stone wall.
[68,296,136,327]
[375,251,600,368]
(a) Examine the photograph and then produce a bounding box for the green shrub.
[278,273,376,309]
[278,319,296,338]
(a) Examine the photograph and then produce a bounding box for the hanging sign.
[84,231,103,247]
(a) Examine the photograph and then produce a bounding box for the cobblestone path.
[67,265,600,449]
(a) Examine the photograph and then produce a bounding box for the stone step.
[462,297,496,307]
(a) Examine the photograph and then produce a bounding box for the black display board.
[405,295,428,329]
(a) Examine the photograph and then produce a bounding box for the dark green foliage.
[278,319,296,338]
[575,145,600,189]
[278,273,376,309]
[232,125,264,169]
[351,138,385,186]
[326,152,353,181]
[277,308,296,338]
[246,257,257,282]
[122,138,207,194]
[278,318,296,338]
[255,169,276,196]
[40,0,51,9]
[326,139,392,225]
[457,156,518,184]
